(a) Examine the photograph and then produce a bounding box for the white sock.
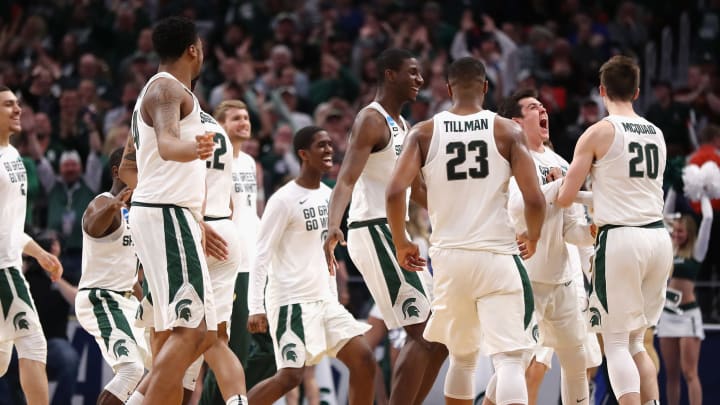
[125,391,144,405]
[225,394,249,405]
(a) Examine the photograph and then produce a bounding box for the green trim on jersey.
[9,268,34,312]
[275,304,306,345]
[0,270,14,319]
[368,225,403,305]
[163,207,184,302]
[512,255,535,329]
[89,289,113,349]
[594,229,609,313]
[174,207,204,301]
[378,223,426,296]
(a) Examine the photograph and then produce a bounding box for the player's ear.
[446,83,452,99]
[632,87,640,101]
[298,149,309,162]
[483,80,488,95]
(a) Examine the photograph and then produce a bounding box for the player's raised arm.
[82,188,132,238]
[557,120,612,207]
[119,134,138,188]
[386,120,432,271]
[143,78,214,162]
[323,110,387,270]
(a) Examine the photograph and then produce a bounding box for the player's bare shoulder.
[140,77,188,126]
[350,107,393,151]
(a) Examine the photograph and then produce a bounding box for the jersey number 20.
[446,140,489,181]
[628,141,659,179]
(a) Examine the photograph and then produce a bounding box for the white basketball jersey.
[422,110,517,254]
[79,193,137,291]
[231,151,260,273]
[0,146,28,269]
[348,102,408,224]
[591,115,666,226]
[203,115,233,219]
[131,72,206,218]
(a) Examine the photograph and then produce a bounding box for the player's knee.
[629,329,646,356]
[106,361,145,402]
[555,344,587,373]
[15,331,47,364]
[278,367,305,391]
[444,351,479,400]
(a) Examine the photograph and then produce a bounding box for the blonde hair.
[675,214,698,259]
[103,124,130,156]
[214,100,248,124]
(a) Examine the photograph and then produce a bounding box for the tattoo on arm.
[148,80,183,140]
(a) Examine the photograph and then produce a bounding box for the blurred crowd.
[1,0,720,401]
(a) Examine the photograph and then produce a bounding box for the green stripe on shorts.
[276,305,288,344]
[89,289,113,349]
[100,290,136,343]
[163,207,184,302]
[0,270,13,319]
[594,229,609,313]
[174,207,204,301]
[290,304,305,343]
[9,268,34,311]
[378,224,426,296]
[513,255,535,329]
[368,225,403,305]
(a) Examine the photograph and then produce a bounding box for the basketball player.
[323,48,446,404]
[0,85,64,405]
[247,126,375,405]
[386,57,546,405]
[557,55,673,405]
[126,16,219,405]
[200,100,263,404]
[498,89,595,405]
[75,147,147,405]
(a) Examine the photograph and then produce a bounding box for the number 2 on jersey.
[206,133,227,170]
[628,141,659,179]
[446,140,489,181]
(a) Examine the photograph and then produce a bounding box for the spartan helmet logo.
[13,312,29,330]
[281,343,298,362]
[175,299,193,321]
[532,325,540,343]
[402,298,420,319]
[589,307,602,327]
[113,339,130,358]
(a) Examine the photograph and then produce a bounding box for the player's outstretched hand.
[201,221,229,261]
[323,227,346,276]
[196,132,215,160]
[247,313,269,334]
[517,232,538,260]
[38,252,63,282]
[112,187,133,209]
[396,239,426,272]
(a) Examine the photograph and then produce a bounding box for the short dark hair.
[109,146,125,171]
[152,16,198,63]
[376,48,414,84]
[599,55,640,102]
[0,85,10,93]
[447,57,486,87]
[293,126,325,160]
[498,88,538,119]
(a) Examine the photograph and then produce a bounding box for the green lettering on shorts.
[594,229,609,313]
[513,256,535,329]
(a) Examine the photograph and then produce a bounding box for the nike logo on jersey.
[299,198,308,205]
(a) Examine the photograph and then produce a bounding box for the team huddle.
[0,15,675,405]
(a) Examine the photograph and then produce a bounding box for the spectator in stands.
[646,79,692,159]
[46,150,95,280]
